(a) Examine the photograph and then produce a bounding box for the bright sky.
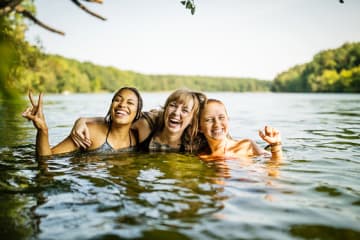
[25,0,360,80]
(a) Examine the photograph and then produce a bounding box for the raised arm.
[22,91,78,156]
[258,125,283,160]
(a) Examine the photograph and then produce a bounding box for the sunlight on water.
[1,93,360,239]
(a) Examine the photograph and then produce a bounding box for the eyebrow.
[115,94,137,102]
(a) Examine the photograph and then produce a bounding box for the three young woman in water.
[23,87,282,159]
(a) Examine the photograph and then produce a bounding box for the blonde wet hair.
[156,89,207,152]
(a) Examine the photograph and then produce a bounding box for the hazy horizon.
[25,0,360,80]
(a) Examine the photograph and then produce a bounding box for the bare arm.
[70,117,104,148]
[258,125,283,161]
[22,92,78,156]
[71,109,161,147]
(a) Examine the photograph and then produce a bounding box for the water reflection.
[1,93,360,239]
[29,152,226,239]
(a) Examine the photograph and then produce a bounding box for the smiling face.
[109,89,139,125]
[164,98,195,134]
[200,100,229,141]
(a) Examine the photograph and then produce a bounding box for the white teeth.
[212,129,222,133]
[169,118,180,124]
[211,129,224,137]
[115,109,128,115]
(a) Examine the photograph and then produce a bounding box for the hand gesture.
[22,91,48,130]
[70,118,91,149]
[258,125,281,145]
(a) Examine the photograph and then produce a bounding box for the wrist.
[270,141,282,147]
[264,141,282,151]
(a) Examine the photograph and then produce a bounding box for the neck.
[207,137,228,155]
[109,123,132,141]
[156,129,182,148]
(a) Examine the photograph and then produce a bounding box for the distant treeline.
[18,54,270,93]
[19,42,360,94]
[272,42,360,92]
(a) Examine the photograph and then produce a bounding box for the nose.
[118,100,126,108]
[213,118,221,127]
[173,106,181,116]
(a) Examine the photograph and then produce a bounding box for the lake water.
[0,92,359,240]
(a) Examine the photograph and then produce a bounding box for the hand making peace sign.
[22,91,48,131]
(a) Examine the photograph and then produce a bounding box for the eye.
[169,102,177,107]
[205,118,214,123]
[127,100,135,105]
[113,96,122,102]
[182,108,190,114]
[219,115,226,120]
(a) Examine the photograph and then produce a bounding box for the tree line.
[19,53,270,93]
[272,42,360,93]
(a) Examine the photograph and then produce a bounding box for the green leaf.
[186,1,191,9]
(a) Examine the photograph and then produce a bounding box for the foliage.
[0,0,41,100]
[181,0,196,15]
[19,54,270,93]
[272,42,360,92]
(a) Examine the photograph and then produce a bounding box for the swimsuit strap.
[105,124,111,143]
[129,131,132,147]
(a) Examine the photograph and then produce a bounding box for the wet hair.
[156,89,207,153]
[197,98,232,153]
[105,87,143,125]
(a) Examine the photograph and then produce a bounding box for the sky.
[25,0,360,80]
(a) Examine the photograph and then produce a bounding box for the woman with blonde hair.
[198,99,282,160]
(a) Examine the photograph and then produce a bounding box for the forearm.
[269,143,283,161]
[36,128,52,156]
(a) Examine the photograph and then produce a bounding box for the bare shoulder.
[234,138,256,147]
[231,139,258,155]
[88,122,107,139]
[132,117,152,142]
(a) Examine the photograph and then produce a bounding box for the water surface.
[1,93,359,239]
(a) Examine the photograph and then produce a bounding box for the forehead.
[116,89,137,99]
[203,102,226,114]
[168,94,194,109]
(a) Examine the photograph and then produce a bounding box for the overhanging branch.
[16,5,65,35]
[71,0,106,21]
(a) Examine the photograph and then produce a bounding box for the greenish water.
[1,93,359,239]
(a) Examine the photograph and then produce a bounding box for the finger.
[72,136,82,148]
[74,133,91,149]
[265,125,271,135]
[22,107,33,118]
[38,92,44,111]
[22,108,35,121]
[84,128,90,143]
[28,90,36,107]
[259,129,274,144]
[72,135,88,149]
[258,129,267,141]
